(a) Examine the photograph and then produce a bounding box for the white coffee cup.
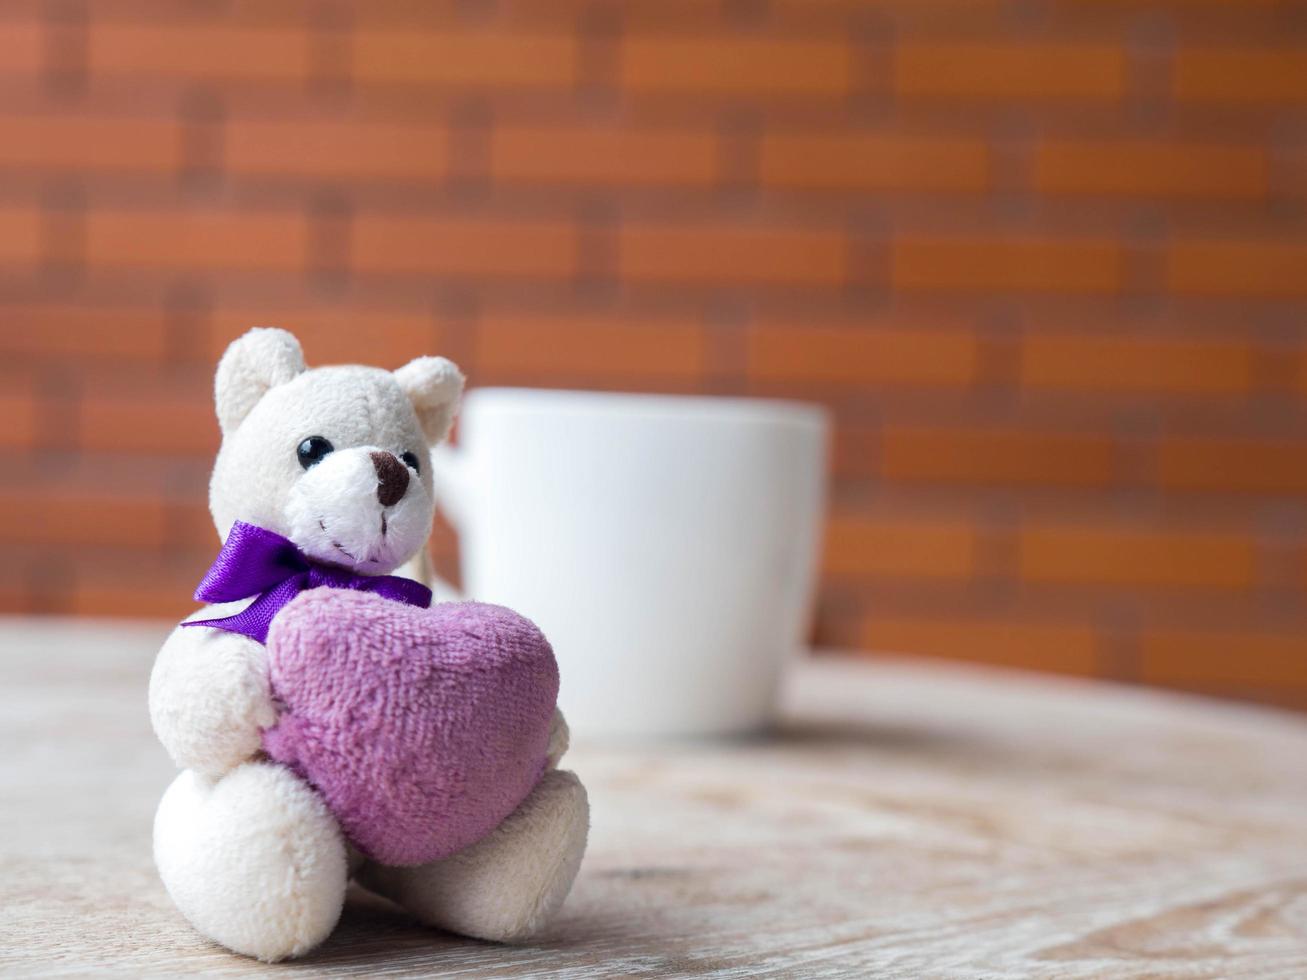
[430,387,828,737]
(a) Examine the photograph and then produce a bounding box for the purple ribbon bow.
[183,520,432,643]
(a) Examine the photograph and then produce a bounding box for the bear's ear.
[214,328,306,435]
[394,356,464,445]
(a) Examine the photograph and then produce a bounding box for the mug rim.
[463,386,829,431]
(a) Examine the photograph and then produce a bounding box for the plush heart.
[261,589,558,867]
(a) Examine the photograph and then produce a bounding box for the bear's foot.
[154,762,348,962]
[358,769,589,942]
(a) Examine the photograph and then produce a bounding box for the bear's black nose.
[371,451,409,507]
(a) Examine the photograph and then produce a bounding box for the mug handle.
[418,442,472,602]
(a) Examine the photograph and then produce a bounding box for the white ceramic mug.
[430,387,829,737]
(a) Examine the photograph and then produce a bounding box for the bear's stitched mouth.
[319,517,383,565]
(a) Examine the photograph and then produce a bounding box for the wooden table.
[4,617,1307,978]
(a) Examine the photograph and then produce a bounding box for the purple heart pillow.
[261,588,558,867]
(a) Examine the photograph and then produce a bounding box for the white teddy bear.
[149,328,589,962]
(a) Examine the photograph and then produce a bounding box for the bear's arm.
[148,608,278,780]
[545,708,569,770]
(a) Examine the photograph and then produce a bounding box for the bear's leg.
[357,769,589,943]
[154,761,348,962]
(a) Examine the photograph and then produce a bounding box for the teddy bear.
[148,327,589,962]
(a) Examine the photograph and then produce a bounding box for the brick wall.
[2,0,1306,707]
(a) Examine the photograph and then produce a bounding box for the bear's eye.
[400,451,421,474]
[296,436,335,470]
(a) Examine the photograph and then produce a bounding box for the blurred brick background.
[1,0,1306,706]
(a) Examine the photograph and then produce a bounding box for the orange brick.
[68,554,208,619]
[1157,438,1307,494]
[1035,139,1267,198]
[226,119,450,182]
[353,30,578,88]
[475,313,707,381]
[881,426,1116,486]
[173,502,221,551]
[824,515,976,580]
[1175,47,1307,104]
[0,208,41,266]
[1051,0,1285,9]
[0,115,181,174]
[1283,148,1307,200]
[85,209,307,272]
[89,24,312,81]
[1020,334,1252,395]
[620,37,852,98]
[491,124,717,187]
[0,488,169,550]
[896,41,1127,101]
[1166,240,1307,297]
[210,310,440,369]
[892,237,1121,294]
[1141,629,1307,692]
[0,305,172,361]
[76,392,218,456]
[0,572,26,614]
[352,216,576,279]
[760,133,990,192]
[771,0,1009,18]
[861,616,1099,676]
[1018,523,1254,590]
[620,223,845,286]
[0,382,37,450]
[833,426,880,477]
[0,19,43,75]
[747,323,979,387]
[70,581,194,620]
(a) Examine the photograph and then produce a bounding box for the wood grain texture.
[3,617,1307,978]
